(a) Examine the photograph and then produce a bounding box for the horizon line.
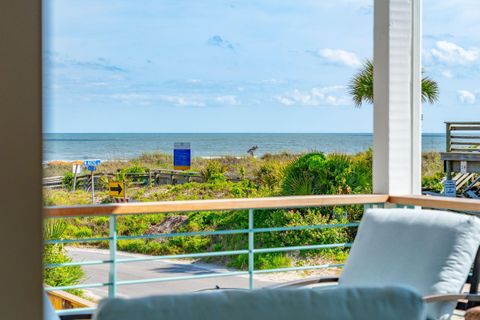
[43,132,447,135]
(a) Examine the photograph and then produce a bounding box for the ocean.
[43,133,446,162]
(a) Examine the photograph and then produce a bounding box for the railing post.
[109,215,117,298]
[248,209,254,290]
[446,122,451,152]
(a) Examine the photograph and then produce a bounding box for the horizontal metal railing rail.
[43,194,480,316]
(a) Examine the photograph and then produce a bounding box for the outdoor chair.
[92,286,426,320]
[273,208,480,320]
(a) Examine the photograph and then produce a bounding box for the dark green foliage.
[62,172,75,190]
[282,151,372,196]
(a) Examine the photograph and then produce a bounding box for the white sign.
[444,180,456,197]
[72,164,82,174]
[174,142,190,149]
[460,161,468,174]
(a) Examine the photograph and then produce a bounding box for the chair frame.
[270,248,480,313]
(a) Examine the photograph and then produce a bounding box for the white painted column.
[373,0,422,195]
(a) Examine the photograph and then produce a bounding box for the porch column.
[0,0,43,318]
[373,0,422,195]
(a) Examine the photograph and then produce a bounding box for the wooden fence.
[43,169,208,189]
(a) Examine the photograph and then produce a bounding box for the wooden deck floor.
[453,310,465,319]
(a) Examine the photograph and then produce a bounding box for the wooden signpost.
[83,160,101,203]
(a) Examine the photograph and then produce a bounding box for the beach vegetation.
[62,172,75,190]
[282,151,372,195]
[43,220,84,295]
[44,150,446,273]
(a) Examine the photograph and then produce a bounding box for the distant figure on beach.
[247,145,258,156]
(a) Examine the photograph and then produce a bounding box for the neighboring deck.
[441,122,480,181]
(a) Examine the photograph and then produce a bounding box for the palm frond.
[348,60,374,107]
[421,75,439,104]
[44,220,67,241]
[348,59,439,107]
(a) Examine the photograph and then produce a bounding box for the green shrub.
[44,245,84,289]
[62,172,75,190]
[43,220,84,294]
[71,225,93,238]
[256,253,292,270]
[281,151,372,196]
[255,161,285,191]
[254,208,353,248]
[95,175,109,191]
[422,172,444,193]
[116,165,148,183]
[118,239,149,253]
[117,214,165,236]
[201,161,227,182]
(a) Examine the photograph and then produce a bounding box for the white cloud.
[276,86,350,107]
[457,90,476,104]
[111,93,151,105]
[312,48,362,68]
[215,95,238,105]
[110,92,241,108]
[440,70,454,79]
[259,79,284,85]
[430,41,479,65]
[160,95,206,107]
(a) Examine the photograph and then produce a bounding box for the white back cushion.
[339,208,480,319]
[94,286,425,320]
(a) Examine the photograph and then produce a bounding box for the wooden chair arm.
[423,293,480,303]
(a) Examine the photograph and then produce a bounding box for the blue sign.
[83,159,101,171]
[174,142,191,170]
[444,179,456,197]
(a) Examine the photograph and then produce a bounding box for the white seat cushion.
[93,286,425,320]
[339,208,480,319]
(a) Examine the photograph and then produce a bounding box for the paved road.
[67,247,275,299]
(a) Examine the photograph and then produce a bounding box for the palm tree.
[349,59,439,107]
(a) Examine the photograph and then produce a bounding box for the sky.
[44,0,480,133]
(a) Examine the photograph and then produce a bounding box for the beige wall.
[0,1,43,319]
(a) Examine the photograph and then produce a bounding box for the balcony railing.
[445,121,480,153]
[43,194,480,317]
